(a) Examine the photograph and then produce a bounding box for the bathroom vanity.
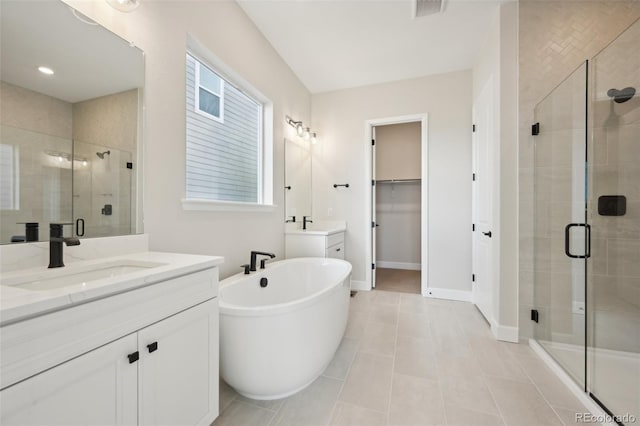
[0,248,223,426]
[285,223,346,259]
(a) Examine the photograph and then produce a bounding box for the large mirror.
[284,138,312,221]
[0,0,144,244]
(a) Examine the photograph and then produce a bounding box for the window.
[185,52,271,208]
[195,60,224,121]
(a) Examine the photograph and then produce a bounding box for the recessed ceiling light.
[38,66,54,75]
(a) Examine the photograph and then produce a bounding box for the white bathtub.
[219,257,352,400]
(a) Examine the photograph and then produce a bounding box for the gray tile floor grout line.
[327,290,373,426]
[459,313,510,426]
[385,290,401,425]
[516,355,573,426]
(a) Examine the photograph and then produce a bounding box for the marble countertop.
[0,251,223,325]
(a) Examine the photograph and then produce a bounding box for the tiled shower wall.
[72,90,138,238]
[518,1,640,339]
[0,82,74,243]
[589,19,640,353]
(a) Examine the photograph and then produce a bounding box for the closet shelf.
[376,178,421,184]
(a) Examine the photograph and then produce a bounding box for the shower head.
[96,150,111,159]
[607,87,636,104]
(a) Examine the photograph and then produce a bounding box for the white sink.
[1,260,166,292]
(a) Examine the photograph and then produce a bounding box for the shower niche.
[532,18,639,422]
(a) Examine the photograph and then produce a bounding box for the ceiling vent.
[412,0,444,18]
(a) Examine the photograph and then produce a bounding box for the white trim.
[376,261,421,271]
[529,339,617,426]
[491,321,519,342]
[193,58,224,123]
[423,287,471,302]
[350,280,370,291]
[365,113,428,295]
[181,199,276,212]
[186,34,274,207]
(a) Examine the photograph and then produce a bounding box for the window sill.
[181,199,276,212]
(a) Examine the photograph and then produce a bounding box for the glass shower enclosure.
[532,18,639,422]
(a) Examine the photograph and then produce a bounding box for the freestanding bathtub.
[219,257,352,400]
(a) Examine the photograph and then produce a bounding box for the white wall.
[376,182,421,268]
[63,0,311,279]
[471,2,519,340]
[311,70,472,293]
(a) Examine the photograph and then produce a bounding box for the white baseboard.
[350,280,371,291]
[491,321,519,343]
[423,287,471,302]
[376,261,421,271]
[528,339,617,426]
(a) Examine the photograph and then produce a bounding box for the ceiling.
[0,0,144,103]
[237,0,502,93]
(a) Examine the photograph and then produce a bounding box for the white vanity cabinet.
[138,299,218,426]
[1,333,139,425]
[0,254,221,426]
[285,231,345,260]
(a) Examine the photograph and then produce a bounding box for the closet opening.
[365,114,428,296]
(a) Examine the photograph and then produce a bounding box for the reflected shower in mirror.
[284,138,312,221]
[0,0,144,244]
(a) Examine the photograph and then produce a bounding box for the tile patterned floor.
[213,290,592,426]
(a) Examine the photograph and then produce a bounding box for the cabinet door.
[326,242,345,260]
[138,299,219,426]
[0,334,137,426]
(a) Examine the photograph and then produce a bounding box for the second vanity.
[0,239,223,426]
[285,222,346,260]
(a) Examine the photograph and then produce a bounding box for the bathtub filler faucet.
[48,223,81,268]
[250,251,276,271]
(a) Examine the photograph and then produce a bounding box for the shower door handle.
[564,223,591,259]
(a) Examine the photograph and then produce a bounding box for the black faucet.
[249,251,275,271]
[303,216,313,230]
[48,223,80,268]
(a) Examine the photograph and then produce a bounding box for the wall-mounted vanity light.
[106,0,140,12]
[286,116,304,137]
[286,116,318,144]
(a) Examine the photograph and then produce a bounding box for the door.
[532,61,588,388]
[138,299,219,426]
[371,126,377,289]
[0,334,138,425]
[472,77,494,322]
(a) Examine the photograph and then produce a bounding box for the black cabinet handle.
[336,248,341,252]
[482,231,492,238]
[147,342,158,353]
[127,351,139,364]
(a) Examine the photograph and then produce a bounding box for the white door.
[472,78,494,323]
[138,299,219,426]
[0,334,138,426]
[371,126,377,288]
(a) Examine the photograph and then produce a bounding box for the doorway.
[365,114,428,295]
